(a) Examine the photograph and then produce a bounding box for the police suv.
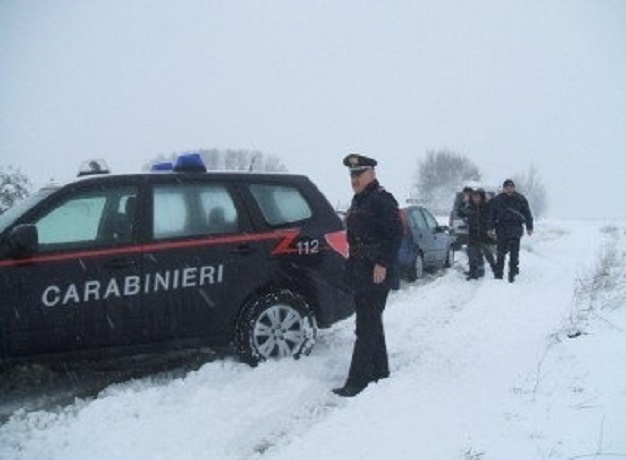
[0,155,353,366]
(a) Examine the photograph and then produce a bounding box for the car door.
[142,179,264,344]
[421,207,449,264]
[0,181,143,360]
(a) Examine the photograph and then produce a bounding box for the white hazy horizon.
[1,0,625,219]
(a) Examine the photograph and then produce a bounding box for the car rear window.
[249,184,312,226]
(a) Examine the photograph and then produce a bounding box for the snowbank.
[1,219,624,460]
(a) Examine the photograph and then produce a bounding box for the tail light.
[325,230,349,259]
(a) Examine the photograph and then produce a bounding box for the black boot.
[332,384,366,397]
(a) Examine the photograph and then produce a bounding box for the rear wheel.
[235,290,317,365]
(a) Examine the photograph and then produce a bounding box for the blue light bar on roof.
[174,153,207,173]
[150,161,174,172]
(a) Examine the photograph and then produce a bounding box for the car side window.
[153,185,189,238]
[409,208,427,230]
[34,187,138,250]
[153,183,239,239]
[249,184,312,226]
[198,186,239,234]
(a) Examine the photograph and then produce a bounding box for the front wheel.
[235,290,317,365]
[406,251,425,281]
[444,247,454,268]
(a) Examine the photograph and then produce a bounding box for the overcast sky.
[1,0,625,219]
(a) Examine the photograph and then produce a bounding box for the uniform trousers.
[495,236,521,276]
[346,286,390,388]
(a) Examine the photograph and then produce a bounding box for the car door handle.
[231,243,255,255]
[104,258,136,269]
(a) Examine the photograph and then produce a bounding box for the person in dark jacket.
[488,179,533,282]
[333,153,403,398]
[462,189,497,280]
[450,186,473,226]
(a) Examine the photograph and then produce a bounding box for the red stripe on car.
[0,229,301,268]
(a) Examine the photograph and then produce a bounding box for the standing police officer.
[489,179,533,283]
[333,154,403,397]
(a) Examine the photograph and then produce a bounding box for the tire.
[444,247,454,268]
[407,251,425,281]
[235,290,317,365]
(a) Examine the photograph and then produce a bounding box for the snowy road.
[1,219,625,460]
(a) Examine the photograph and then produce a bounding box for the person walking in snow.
[462,188,497,279]
[489,179,533,283]
[333,153,403,398]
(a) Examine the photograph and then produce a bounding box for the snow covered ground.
[1,219,625,460]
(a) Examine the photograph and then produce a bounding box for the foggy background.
[1,0,625,218]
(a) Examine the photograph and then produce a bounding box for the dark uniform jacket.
[490,191,533,239]
[461,202,494,244]
[346,180,403,291]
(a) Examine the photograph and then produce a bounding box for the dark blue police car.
[0,155,353,366]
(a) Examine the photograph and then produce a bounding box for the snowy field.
[1,219,625,460]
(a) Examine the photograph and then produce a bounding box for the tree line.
[1,148,547,217]
[412,149,547,218]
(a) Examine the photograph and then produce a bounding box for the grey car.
[398,205,455,281]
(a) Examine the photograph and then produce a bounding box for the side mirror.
[435,225,450,234]
[8,224,38,259]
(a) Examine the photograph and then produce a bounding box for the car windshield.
[0,186,59,234]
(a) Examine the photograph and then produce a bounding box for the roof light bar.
[173,153,207,173]
[150,161,174,172]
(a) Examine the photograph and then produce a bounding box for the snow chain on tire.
[235,289,317,365]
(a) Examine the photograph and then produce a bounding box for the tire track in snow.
[236,268,484,460]
[240,223,576,460]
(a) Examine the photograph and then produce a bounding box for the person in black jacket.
[488,179,533,283]
[333,153,403,398]
[462,189,497,280]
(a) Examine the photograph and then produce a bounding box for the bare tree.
[199,149,221,170]
[257,153,288,173]
[0,165,31,213]
[412,149,481,214]
[224,149,251,171]
[512,163,547,218]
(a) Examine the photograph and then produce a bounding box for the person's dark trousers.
[495,237,521,277]
[346,287,390,389]
[481,242,497,273]
[466,242,483,278]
